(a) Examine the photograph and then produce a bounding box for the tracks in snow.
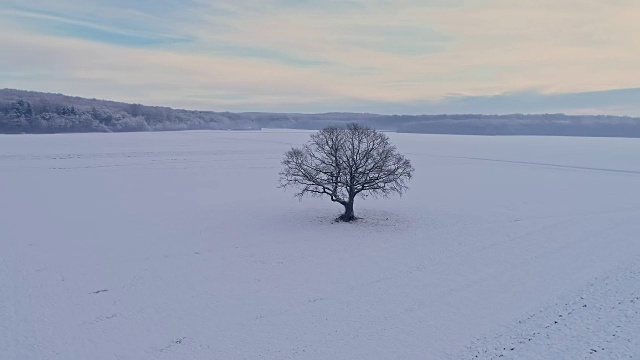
[409,153,640,176]
[458,258,640,359]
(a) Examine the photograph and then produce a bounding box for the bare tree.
[279,123,414,222]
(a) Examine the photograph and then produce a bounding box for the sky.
[1,0,639,115]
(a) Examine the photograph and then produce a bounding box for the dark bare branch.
[279,123,414,222]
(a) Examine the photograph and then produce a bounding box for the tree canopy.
[280,124,414,222]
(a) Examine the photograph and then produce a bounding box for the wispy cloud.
[1,0,639,114]
[1,8,190,46]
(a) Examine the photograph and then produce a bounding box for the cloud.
[1,0,639,114]
[212,88,640,116]
[1,8,190,47]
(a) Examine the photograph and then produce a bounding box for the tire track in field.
[408,153,640,176]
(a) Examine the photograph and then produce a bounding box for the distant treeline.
[2,89,640,137]
[0,89,258,134]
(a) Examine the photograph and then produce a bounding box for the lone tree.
[279,123,414,222]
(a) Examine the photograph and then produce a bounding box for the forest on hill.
[2,89,640,137]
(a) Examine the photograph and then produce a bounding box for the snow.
[461,260,640,359]
[1,130,640,359]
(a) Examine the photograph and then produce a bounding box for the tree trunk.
[339,199,356,222]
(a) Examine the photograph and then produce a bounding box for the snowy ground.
[1,130,640,359]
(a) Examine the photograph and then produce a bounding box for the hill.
[2,89,640,137]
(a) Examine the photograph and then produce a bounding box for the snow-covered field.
[1,130,640,359]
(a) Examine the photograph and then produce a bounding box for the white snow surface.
[1,130,640,359]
